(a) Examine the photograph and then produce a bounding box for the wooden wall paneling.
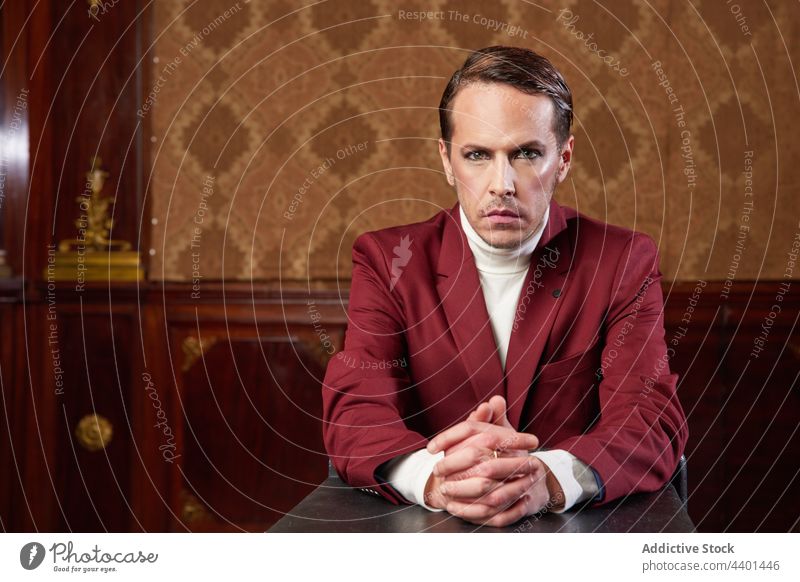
[10,283,145,531]
[45,287,139,531]
[8,0,150,529]
[0,6,31,532]
[23,0,59,279]
[48,2,144,251]
[0,303,12,529]
[178,336,323,531]
[0,282,25,530]
[663,304,728,532]
[1,1,32,276]
[161,295,345,531]
[18,299,62,531]
[720,297,800,532]
[128,300,176,532]
[21,1,147,280]
[665,282,800,532]
[0,9,30,532]
[6,275,800,532]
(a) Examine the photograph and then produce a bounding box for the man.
[322,46,687,527]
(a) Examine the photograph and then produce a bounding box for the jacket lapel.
[436,204,506,406]
[504,198,573,428]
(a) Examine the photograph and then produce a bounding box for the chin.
[482,226,532,246]
[482,234,523,249]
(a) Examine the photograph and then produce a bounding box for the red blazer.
[322,199,688,507]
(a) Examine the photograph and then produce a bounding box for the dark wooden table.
[268,469,696,533]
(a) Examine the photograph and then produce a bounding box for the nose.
[488,157,515,197]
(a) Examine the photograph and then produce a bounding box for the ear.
[556,135,574,184]
[438,138,455,186]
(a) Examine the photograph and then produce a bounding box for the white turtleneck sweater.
[462,204,547,370]
[378,204,600,513]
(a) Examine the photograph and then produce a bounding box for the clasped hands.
[424,396,563,527]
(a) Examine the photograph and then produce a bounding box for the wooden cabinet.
[159,290,338,531]
[2,284,343,532]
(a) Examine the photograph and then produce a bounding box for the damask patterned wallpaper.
[146,0,799,283]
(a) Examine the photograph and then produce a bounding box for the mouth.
[484,208,521,224]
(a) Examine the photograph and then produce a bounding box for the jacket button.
[552,288,562,298]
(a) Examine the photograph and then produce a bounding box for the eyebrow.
[459,140,547,153]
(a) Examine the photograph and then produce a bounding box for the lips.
[484,208,521,224]
[486,209,519,217]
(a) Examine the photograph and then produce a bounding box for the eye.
[464,150,489,161]
[516,148,541,159]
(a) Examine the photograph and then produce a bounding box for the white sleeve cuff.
[381,448,445,512]
[530,449,595,513]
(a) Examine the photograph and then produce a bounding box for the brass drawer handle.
[75,414,113,451]
[181,490,211,524]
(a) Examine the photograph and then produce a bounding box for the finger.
[482,478,554,528]
[427,420,486,454]
[487,395,511,427]
[433,444,493,478]
[477,474,538,509]
[447,480,529,520]
[493,430,539,453]
[468,402,493,423]
[441,433,540,462]
[449,456,545,482]
[445,499,495,523]
[442,470,538,502]
[431,422,539,456]
[444,437,536,458]
[436,432,539,476]
[442,430,494,457]
[483,495,531,528]
[440,475,500,500]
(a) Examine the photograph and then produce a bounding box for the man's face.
[438,82,574,249]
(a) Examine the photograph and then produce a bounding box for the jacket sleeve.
[322,233,428,505]
[553,233,688,505]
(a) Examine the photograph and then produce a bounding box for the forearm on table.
[377,448,444,511]
[530,449,601,512]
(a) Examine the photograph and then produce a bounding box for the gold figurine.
[58,157,131,253]
[48,157,143,282]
